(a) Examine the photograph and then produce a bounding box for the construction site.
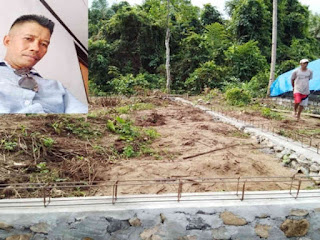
[1,94,320,239]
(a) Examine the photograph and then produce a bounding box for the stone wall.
[255,134,320,181]
[1,196,320,240]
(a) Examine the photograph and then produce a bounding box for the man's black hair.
[11,14,55,35]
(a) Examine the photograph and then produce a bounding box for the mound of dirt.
[136,112,166,126]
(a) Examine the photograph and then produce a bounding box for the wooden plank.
[271,109,320,119]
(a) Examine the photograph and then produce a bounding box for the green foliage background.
[89,0,320,97]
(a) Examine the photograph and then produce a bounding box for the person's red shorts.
[294,93,308,104]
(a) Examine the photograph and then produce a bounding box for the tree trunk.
[267,0,277,97]
[165,0,171,93]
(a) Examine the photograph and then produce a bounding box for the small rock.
[267,142,274,148]
[310,164,320,172]
[82,238,94,240]
[129,217,141,227]
[289,153,298,160]
[297,157,310,165]
[6,234,32,240]
[30,222,50,234]
[150,236,162,240]
[12,162,28,168]
[297,167,309,175]
[220,211,247,226]
[255,224,271,239]
[3,186,16,197]
[160,213,166,224]
[258,214,269,219]
[290,209,309,217]
[0,222,13,230]
[280,219,309,237]
[140,224,161,240]
[51,188,64,197]
[119,114,130,120]
[212,227,231,240]
[281,149,291,156]
[276,153,284,160]
[274,146,284,152]
[290,160,299,169]
[178,235,197,240]
[260,148,274,155]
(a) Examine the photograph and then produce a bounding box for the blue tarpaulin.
[270,59,320,97]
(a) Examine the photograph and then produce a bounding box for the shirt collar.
[0,59,42,77]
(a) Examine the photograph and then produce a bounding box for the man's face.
[300,62,308,70]
[3,21,51,69]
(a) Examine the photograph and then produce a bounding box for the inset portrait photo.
[0,0,88,113]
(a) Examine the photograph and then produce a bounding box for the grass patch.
[51,117,102,139]
[261,107,283,120]
[107,116,160,158]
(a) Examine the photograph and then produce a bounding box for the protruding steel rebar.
[112,180,119,204]
[295,180,302,199]
[177,180,183,202]
[241,181,246,201]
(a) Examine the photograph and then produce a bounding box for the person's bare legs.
[297,105,304,120]
[293,103,299,116]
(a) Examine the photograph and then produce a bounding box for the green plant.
[1,139,17,151]
[225,87,251,106]
[41,137,55,148]
[19,125,28,136]
[36,162,49,173]
[261,108,283,120]
[52,117,102,139]
[107,117,140,141]
[144,128,160,141]
[122,145,136,158]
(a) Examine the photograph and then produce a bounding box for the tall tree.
[267,0,277,97]
[200,4,223,26]
[165,0,171,93]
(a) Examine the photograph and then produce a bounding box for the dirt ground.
[100,99,310,196]
[0,95,318,198]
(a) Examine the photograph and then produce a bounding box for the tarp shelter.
[270,59,320,97]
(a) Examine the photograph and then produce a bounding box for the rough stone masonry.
[1,192,320,239]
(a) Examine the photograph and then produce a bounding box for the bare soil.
[99,99,309,196]
[0,95,318,199]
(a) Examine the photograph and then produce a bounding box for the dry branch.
[183,143,241,160]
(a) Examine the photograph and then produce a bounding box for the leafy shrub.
[110,73,164,95]
[247,70,270,98]
[204,88,222,101]
[225,87,251,106]
[185,61,227,93]
[224,41,268,82]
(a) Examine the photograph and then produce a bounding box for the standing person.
[0,14,88,113]
[291,59,313,121]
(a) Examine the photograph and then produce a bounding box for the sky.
[88,0,320,15]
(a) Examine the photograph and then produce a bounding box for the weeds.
[107,116,160,158]
[51,117,102,139]
[261,107,283,120]
[0,140,17,151]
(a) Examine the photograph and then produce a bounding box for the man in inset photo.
[0,14,88,113]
